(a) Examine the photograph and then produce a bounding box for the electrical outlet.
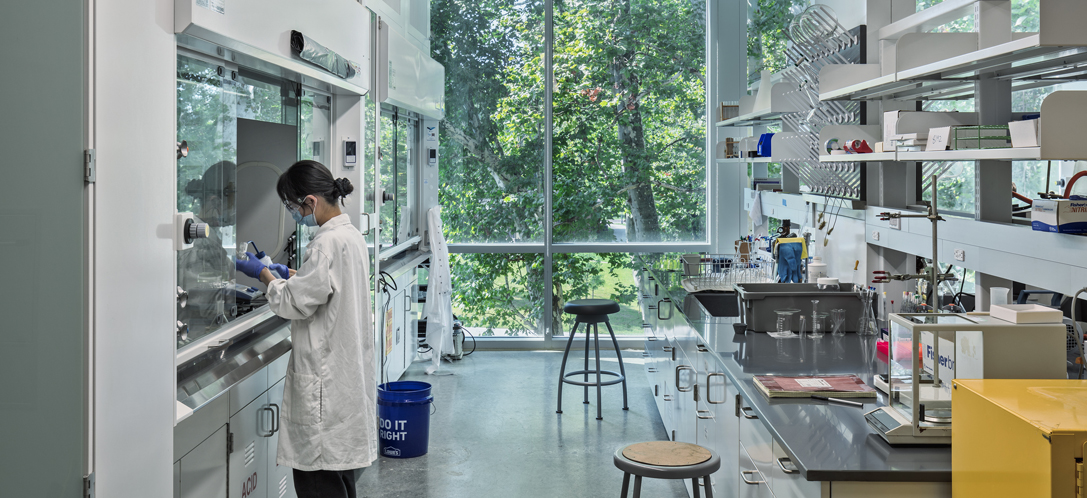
[871,230,880,241]
[889,217,901,230]
[954,249,965,262]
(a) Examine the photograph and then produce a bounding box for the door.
[179,425,228,498]
[700,354,738,498]
[229,393,271,498]
[266,379,295,498]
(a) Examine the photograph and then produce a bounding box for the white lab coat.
[425,207,454,374]
[265,214,377,471]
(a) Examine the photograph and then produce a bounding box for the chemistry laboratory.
[8,0,1087,496]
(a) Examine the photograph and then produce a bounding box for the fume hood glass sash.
[177,54,240,348]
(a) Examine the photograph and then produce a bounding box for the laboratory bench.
[634,258,952,497]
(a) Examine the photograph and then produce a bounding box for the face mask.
[290,198,319,227]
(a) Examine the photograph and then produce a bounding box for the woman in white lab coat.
[235,160,375,498]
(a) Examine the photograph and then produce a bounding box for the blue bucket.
[377,381,433,458]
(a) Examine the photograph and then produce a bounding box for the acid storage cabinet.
[953,379,1087,497]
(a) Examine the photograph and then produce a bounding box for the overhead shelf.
[715,109,792,127]
[897,147,1041,162]
[716,157,774,164]
[820,0,1087,102]
[820,152,898,163]
[822,36,1087,101]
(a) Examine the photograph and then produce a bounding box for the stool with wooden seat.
[614,441,720,498]
[556,298,628,420]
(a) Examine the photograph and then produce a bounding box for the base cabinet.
[178,425,228,498]
[176,356,296,498]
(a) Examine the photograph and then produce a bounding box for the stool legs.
[620,473,630,498]
[703,476,713,498]
[556,321,581,414]
[692,478,701,498]
[583,323,591,404]
[594,323,603,420]
[632,475,642,498]
[604,321,629,410]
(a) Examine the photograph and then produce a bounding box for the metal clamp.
[740,405,758,420]
[740,470,764,485]
[707,373,726,404]
[696,409,714,420]
[676,365,694,392]
[777,457,799,474]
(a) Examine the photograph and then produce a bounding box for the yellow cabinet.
[953,379,1087,497]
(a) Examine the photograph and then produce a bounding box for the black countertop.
[648,265,953,482]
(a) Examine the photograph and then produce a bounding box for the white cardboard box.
[1032,199,1087,234]
[1009,118,1041,148]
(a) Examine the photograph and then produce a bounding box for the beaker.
[810,313,827,339]
[775,308,800,335]
[831,309,846,337]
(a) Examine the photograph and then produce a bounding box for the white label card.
[926,126,952,151]
[797,378,833,389]
[196,0,225,14]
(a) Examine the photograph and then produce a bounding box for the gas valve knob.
[184,219,210,244]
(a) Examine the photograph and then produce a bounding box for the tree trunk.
[613,66,661,242]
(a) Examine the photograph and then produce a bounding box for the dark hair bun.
[333,178,354,197]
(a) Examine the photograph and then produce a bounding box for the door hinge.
[84,149,96,183]
[228,432,234,454]
[83,473,94,498]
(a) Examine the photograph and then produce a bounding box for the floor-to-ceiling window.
[432,0,707,341]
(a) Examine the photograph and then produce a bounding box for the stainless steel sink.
[691,292,740,317]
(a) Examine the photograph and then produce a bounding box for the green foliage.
[746,0,803,82]
[432,0,706,334]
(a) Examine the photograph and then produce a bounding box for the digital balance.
[865,313,1067,445]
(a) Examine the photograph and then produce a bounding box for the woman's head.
[276,160,354,211]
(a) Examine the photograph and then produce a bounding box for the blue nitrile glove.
[235,251,267,279]
[269,263,291,280]
[777,242,802,283]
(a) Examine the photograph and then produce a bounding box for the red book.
[754,375,876,398]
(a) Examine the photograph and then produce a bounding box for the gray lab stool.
[614,442,720,498]
[556,298,628,420]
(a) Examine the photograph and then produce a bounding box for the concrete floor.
[355,350,686,498]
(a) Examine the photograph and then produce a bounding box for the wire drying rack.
[680,253,776,293]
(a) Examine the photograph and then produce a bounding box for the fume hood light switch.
[344,140,357,168]
[871,230,880,241]
[889,217,901,230]
[954,249,965,262]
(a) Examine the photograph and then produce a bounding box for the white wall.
[333,95,365,231]
[93,0,177,494]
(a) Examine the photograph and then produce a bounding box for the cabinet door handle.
[269,403,280,434]
[259,407,276,437]
[706,373,726,405]
[676,365,694,392]
[663,394,673,401]
[657,298,673,320]
[647,368,658,373]
[740,403,758,419]
[777,457,799,474]
[740,470,764,485]
[696,410,714,420]
[404,294,411,311]
[697,344,710,353]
